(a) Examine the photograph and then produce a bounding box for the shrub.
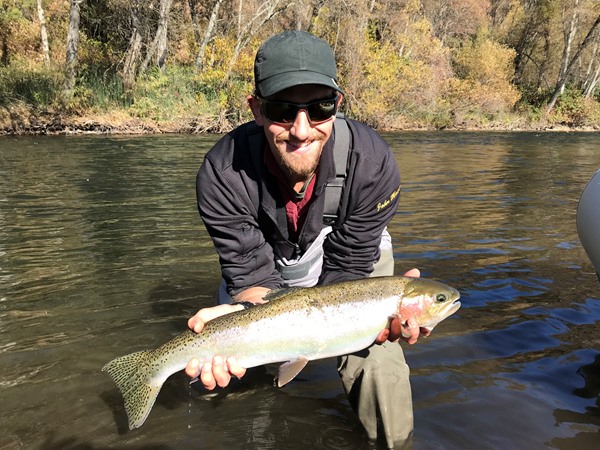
[129,66,201,122]
[549,86,600,127]
[0,60,60,107]
[450,29,521,117]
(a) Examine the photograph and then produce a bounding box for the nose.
[289,109,311,141]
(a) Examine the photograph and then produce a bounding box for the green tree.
[449,29,521,120]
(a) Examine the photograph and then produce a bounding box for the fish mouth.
[422,299,461,334]
[448,300,461,314]
[446,300,461,320]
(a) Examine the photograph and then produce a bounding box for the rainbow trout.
[103,276,460,429]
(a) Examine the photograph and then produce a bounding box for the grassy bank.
[1,65,600,136]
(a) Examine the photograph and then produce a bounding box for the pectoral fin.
[276,357,309,387]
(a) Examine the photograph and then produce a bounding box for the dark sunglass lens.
[280,104,299,123]
[263,101,297,123]
[260,96,337,123]
[309,99,337,121]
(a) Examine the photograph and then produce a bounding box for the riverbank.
[0,106,225,136]
[2,105,599,136]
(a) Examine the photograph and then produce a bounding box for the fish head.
[399,277,461,333]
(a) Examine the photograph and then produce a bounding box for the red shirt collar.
[264,147,318,238]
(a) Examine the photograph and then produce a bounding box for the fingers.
[388,316,404,342]
[380,316,408,343]
[213,356,234,388]
[226,357,247,379]
[187,356,246,390]
[186,304,248,389]
[186,358,201,379]
[188,314,205,334]
[401,316,420,345]
[374,328,390,344]
[200,360,218,390]
[402,268,421,278]
[374,268,421,345]
[381,315,422,345]
[188,303,245,334]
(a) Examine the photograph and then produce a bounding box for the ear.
[247,95,265,126]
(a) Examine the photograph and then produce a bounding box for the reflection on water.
[0,132,599,449]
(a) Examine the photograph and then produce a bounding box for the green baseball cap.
[254,30,344,97]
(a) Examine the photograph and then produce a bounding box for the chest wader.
[217,117,412,448]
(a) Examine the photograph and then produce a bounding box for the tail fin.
[102,350,163,429]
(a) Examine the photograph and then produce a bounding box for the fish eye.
[436,294,447,303]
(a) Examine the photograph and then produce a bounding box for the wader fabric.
[217,227,391,302]
[337,242,413,448]
[338,343,413,448]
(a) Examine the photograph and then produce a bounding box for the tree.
[547,14,600,113]
[450,29,520,118]
[122,0,143,92]
[496,0,558,92]
[423,0,491,44]
[0,1,26,66]
[220,0,291,85]
[190,0,223,70]
[582,41,600,98]
[36,0,50,68]
[63,0,84,102]
[557,0,580,94]
[139,0,174,74]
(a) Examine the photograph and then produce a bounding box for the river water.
[1,132,599,450]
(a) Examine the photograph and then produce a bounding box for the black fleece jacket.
[196,118,401,297]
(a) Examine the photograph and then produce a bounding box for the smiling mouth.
[286,142,314,154]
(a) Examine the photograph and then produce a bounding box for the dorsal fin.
[263,287,302,302]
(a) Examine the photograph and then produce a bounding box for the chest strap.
[323,115,350,226]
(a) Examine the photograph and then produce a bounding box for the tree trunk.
[583,62,600,98]
[37,0,50,68]
[557,0,579,95]
[63,0,84,102]
[155,0,171,69]
[547,14,600,113]
[583,42,600,98]
[139,0,174,74]
[188,0,202,46]
[122,0,143,92]
[195,0,223,70]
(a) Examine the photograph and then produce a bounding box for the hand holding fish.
[186,304,247,387]
[375,268,431,344]
[185,269,425,388]
[185,286,273,385]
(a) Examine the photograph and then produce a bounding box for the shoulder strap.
[323,115,350,225]
[246,121,266,175]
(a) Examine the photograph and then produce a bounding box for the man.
[185,30,425,447]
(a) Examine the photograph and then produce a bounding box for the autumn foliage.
[1,0,600,132]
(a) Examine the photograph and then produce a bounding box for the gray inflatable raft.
[577,169,600,273]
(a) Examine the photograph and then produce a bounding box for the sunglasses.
[257,95,339,124]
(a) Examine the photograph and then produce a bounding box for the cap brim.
[258,70,344,97]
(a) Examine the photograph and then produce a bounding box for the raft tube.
[577,169,600,273]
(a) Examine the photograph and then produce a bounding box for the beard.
[273,131,326,184]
